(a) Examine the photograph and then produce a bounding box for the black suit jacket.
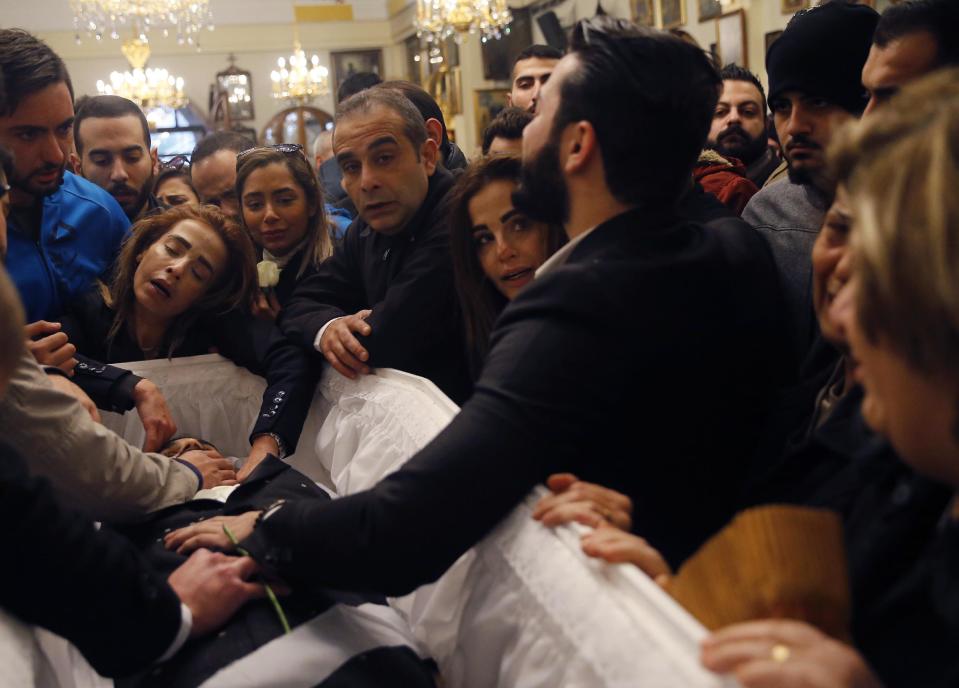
[243,206,791,594]
[0,442,181,677]
[280,168,470,403]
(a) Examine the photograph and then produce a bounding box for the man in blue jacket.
[0,29,129,324]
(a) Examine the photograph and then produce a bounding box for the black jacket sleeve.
[0,442,182,677]
[58,308,143,413]
[240,267,626,596]
[279,226,365,350]
[211,310,320,454]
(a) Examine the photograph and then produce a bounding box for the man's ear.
[72,153,83,177]
[424,118,444,148]
[505,91,513,107]
[561,121,597,176]
[420,136,439,176]
[150,145,160,176]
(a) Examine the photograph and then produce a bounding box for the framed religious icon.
[474,88,509,146]
[781,0,808,14]
[699,0,723,22]
[659,0,686,29]
[633,0,655,26]
[331,49,383,104]
[717,10,747,68]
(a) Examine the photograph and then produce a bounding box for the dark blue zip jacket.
[6,171,129,322]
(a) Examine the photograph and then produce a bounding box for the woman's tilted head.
[236,145,331,274]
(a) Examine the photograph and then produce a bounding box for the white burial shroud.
[95,354,738,688]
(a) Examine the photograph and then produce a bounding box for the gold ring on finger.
[770,644,790,663]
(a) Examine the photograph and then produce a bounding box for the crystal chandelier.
[270,42,330,104]
[96,38,187,109]
[70,0,214,46]
[416,0,513,44]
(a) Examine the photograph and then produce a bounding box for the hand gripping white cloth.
[91,356,738,688]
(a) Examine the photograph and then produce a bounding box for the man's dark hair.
[514,44,563,65]
[720,64,767,115]
[337,71,383,104]
[482,107,533,154]
[74,95,151,155]
[557,17,720,207]
[0,145,13,181]
[381,80,450,148]
[874,0,959,67]
[190,130,255,167]
[335,87,428,154]
[0,29,73,117]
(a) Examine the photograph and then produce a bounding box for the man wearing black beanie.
[742,0,879,369]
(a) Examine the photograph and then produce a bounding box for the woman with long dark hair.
[448,155,566,377]
[61,203,318,479]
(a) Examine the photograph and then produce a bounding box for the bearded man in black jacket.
[168,19,791,593]
[280,87,470,402]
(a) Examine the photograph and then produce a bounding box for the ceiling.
[2,0,394,33]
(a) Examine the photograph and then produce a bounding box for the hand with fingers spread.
[532,473,633,531]
[132,379,177,452]
[46,373,101,422]
[580,529,673,586]
[26,320,77,375]
[319,309,373,379]
[164,511,260,556]
[167,548,267,636]
[177,448,238,489]
[701,620,883,688]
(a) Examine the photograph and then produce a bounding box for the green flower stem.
[223,524,291,635]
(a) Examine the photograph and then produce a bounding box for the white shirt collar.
[535,225,598,278]
[263,238,309,269]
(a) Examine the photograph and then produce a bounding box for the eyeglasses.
[236,143,304,162]
[160,155,190,171]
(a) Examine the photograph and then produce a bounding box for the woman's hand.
[702,620,884,688]
[132,378,177,452]
[251,290,282,322]
[532,473,633,531]
[237,434,279,482]
[164,511,261,556]
[580,528,672,586]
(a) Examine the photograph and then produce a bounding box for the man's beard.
[110,173,154,220]
[11,162,65,199]
[512,136,569,227]
[710,124,768,166]
[785,134,825,188]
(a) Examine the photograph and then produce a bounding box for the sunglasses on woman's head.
[236,143,304,161]
[161,155,190,171]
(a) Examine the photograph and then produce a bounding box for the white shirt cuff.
[313,317,344,351]
[157,602,192,663]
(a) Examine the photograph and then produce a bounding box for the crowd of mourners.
[1,0,959,685]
